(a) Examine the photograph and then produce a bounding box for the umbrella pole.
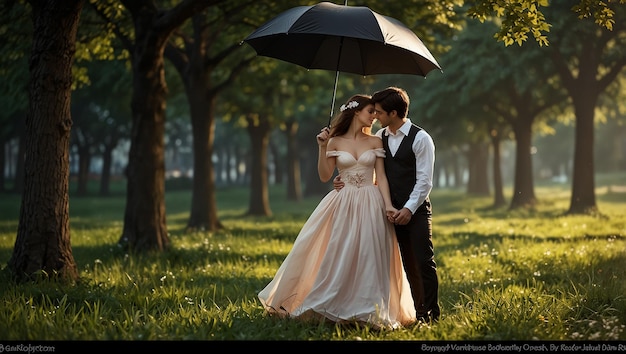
[328,36,345,127]
[328,70,339,127]
[335,0,347,124]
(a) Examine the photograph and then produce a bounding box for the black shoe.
[416,315,430,324]
[416,313,438,324]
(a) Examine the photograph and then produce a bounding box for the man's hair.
[371,87,409,118]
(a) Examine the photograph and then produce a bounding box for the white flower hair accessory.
[340,100,359,112]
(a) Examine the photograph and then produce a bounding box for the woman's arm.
[317,130,336,182]
[374,157,395,213]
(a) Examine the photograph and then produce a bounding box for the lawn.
[0,176,624,343]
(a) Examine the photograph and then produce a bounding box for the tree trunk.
[0,139,5,191]
[76,143,90,196]
[236,148,246,185]
[509,113,537,209]
[246,114,272,216]
[13,132,26,193]
[225,146,233,185]
[187,91,223,231]
[433,161,441,189]
[285,120,302,201]
[567,90,598,214]
[119,4,171,252]
[465,142,490,195]
[270,140,283,185]
[489,129,506,208]
[9,0,82,283]
[560,40,606,215]
[452,148,463,188]
[163,12,228,232]
[99,141,115,196]
[214,147,223,185]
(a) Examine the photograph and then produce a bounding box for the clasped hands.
[386,206,411,225]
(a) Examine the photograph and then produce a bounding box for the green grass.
[0,178,625,341]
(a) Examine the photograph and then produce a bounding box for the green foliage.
[0,177,625,340]
[466,0,626,46]
[467,0,551,46]
[77,1,132,88]
[572,0,626,31]
[0,1,31,119]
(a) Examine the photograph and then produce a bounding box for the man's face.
[374,103,390,127]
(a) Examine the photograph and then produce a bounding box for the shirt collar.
[386,119,412,136]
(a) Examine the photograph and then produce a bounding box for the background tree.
[594,84,626,172]
[213,118,250,187]
[71,59,132,196]
[278,70,337,201]
[8,0,83,282]
[164,1,263,229]
[448,19,565,209]
[223,62,280,217]
[546,1,626,214]
[469,0,626,215]
[91,0,226,252]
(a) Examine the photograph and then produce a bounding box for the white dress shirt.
[375,119,435,214]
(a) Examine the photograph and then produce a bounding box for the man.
[334,86,440,323]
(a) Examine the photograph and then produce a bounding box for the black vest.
[382,124,430,212]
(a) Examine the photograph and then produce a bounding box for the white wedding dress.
[258,148,416,329]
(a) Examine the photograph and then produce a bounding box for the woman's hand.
[316,127,330,147]
[386,207,398,224]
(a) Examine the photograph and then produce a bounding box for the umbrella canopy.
[243,1,441,123]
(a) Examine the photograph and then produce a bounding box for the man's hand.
[391,207,412,225]
[333,175,344,191]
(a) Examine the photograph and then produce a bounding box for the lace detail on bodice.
[326,148,385,188]
[345,173,366,187]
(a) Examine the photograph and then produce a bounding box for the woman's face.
[355,103,376,128]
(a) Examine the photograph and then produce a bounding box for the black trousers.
[394,200,440,320]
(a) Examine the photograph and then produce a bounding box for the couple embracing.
[258,87,440,329]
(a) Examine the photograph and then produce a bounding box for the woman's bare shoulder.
[367,135,383,148]
[326,136,338,150]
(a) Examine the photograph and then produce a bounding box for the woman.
[257,94,416,329]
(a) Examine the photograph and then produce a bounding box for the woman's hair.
[329,94,372,137]
[371,87,410,118]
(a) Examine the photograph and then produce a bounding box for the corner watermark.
[419,343,626,353]
[0,344,55,354]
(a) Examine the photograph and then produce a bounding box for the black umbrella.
[243,1,442,126]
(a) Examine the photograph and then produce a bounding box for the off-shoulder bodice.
[326,148,385,188]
